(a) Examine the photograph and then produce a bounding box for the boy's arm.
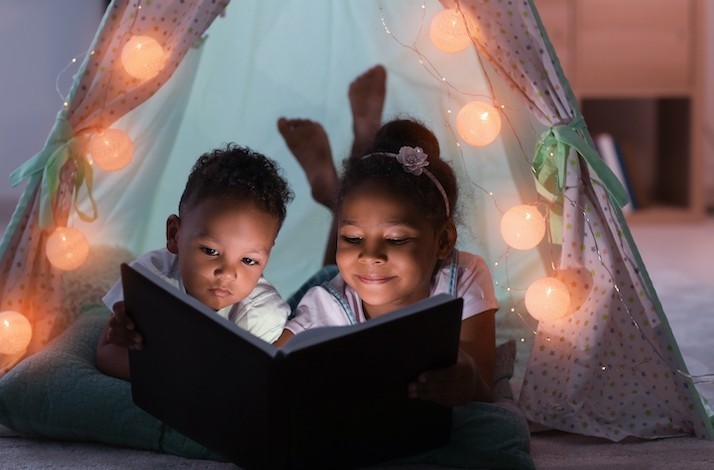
[273,328,295,347]
[95,301,143,381]
[96,322,131,380]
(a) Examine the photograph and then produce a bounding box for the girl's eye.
[242,257,258,266]
[341,236,362,244]
[387,238,409,245]
[201,247,219,256]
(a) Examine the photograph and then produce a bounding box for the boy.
[96,144,294,380]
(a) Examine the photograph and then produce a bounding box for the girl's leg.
[277,64,387,266]
[276,118,337,209]
[348,64,386,160]
[277,118,339,265]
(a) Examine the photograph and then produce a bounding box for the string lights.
[376,1,714,396]
[500,204,546,251]
[429,8,471,53]
[0,311,33,357]
[380,3,554,322]
[455,100,502,147]
[120,35,167,82]
[22,0,711,397]
[45,226,90,272]
[45,29,167,271]
[84,128,134,172]
[524,276,571,322]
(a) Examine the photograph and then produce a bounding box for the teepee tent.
[1,0,712,444]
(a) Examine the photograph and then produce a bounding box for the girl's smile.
[336,182,453,319]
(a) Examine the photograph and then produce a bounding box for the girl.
[278,118,496,404]
[277,118,534,468]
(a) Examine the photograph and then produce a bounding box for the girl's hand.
[106,301,143,350]
[407,348,479,407]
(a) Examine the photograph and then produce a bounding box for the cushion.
[0,303,221,460]
[493,339,517,402]
[58,245,135,335]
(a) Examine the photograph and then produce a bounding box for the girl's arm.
[459,308,496,401]
[408,308,496,405]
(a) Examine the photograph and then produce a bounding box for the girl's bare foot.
[277,117,338,208]
[349,64,387,159]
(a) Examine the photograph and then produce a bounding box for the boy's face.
[166,198,279,311]
[335,183,454,319]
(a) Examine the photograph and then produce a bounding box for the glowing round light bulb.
[429,8,471,53]
[500,204,546,250]
[46,227,90,271]
[0,311,33,356]
[86,128,134,172]
[456,101,502,147]
[121,35,166,81]
[525,276,571,322]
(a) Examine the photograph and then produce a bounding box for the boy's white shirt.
[102,248,289,344]
[285,250,498,334]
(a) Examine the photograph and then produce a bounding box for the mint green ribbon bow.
[9,119,97,229]
[533,115,629,209]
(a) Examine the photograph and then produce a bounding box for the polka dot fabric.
[440,0,711,440]
[440,0,572,126]
[519,153,709,440]
[69,0,228,131]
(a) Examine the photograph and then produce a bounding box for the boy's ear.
[166,214,180,254]
[437,219,457,260]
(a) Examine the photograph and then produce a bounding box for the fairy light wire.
[377,0,714,388]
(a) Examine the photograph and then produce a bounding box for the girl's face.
[336,182,455,319]
[166,198,279,311]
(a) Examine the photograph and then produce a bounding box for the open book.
[121,262,464,469]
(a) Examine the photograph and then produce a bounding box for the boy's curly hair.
[178,143,294,228]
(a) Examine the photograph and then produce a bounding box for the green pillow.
[0,303,220,460]
[493,339,516,402]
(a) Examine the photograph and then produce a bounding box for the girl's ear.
[437,219,457,260]
[166,214,180,254]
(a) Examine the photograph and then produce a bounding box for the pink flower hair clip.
[361,145,451,216]
[396,146,429,175]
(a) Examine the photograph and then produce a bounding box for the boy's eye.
[201,247,219,256]
[242,257,258,266]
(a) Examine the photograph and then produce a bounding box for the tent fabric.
[0,0,225,362]
[0,0,711,443]
[435,0,712,441]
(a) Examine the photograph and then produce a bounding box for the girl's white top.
[286,250,498,333]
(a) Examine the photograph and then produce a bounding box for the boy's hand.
[407,348,478,407]
[106,301,143,350]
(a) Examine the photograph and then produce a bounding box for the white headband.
[361,146,450,217]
